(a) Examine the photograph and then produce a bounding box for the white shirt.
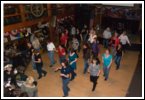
[103,30,112,39]
[119,34,130,45]
[71,27,76,35]
[88,34,97,43]
[47,42,55,51]
[32,38,41,49]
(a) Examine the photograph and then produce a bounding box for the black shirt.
[81,28,87,37]
[116,48,123,56]
[28,46,34,56]
[76,33,81,41]
[34,53,43,66]
[4,70,17,85]
[60,67,71,79]
[83,48,90,60]
[82,31,86,36]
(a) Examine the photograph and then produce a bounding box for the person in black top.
[81,25,88,42]
[75,28,81,52]
[4,64,17,87]
[27,42,33,56]
[114,43,123,70]
[83,42,91,74]
[27,42,36,70]
[34,50,47,79]
[55,60,71,97]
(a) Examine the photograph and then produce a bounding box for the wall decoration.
[102,7,141,20]
[24,4,48,21]
[30,4,44,17]
[4,4,21,25]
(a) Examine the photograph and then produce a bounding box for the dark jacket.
[83,48,91,60]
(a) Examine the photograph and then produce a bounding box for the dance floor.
[25,45,139,97]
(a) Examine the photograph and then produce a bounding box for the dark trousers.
[59,56,66,64]
[92,51,99,58]
[103,38,110,48]
[36,64,47,77]
[122,44,127,53]
[78,40,81,52]
[90,76,99,91]
[70,68,76,81]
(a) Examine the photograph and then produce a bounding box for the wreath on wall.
[30,4,44,17]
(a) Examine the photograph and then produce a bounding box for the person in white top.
[103,27,112,48]
[88,28,97,44]
[31,35,41,51]
[71,25,76,36]
[47,40,56,67]
[119,31,131,52]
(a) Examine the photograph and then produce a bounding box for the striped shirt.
[89,64,100,76]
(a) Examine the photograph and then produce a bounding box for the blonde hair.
[26,76,34,85]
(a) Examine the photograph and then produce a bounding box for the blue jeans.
[62,78,70,96]
[112,46,116,58]
[48,51,55,65]
[115,55,122,69]
[103,39,109,48]
[59,56,66,64]
[83,59,89,74]
[103,66,110,79]
[32,55,36,70]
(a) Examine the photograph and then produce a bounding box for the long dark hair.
[83,42,90,49]
[70,48,75,54]
[61,60,69,67]
[91,57,100,65]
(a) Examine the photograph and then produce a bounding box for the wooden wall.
[4,4,52,32]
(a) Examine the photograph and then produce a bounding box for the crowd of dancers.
[28,23,131,96]
[4,22,131,97]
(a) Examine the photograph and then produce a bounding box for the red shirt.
[57,47,66,57]
[115,38,120,48]
[65,33,68,41]
[111,36,120,48]
[60,35,67,45]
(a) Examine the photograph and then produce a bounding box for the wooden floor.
[25,45,139,97]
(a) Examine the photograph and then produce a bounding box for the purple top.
[92,42,99,53]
